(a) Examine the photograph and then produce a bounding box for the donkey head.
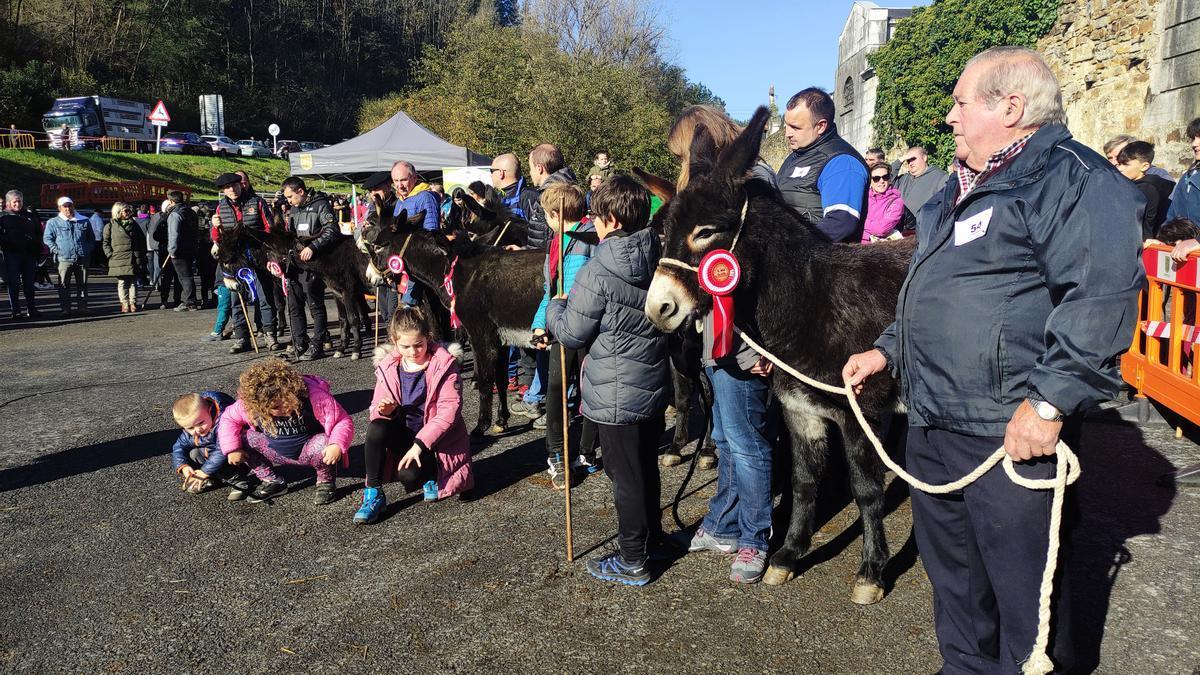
[645,106,771,333]
[362,196,427,285]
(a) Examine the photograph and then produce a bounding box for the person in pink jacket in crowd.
[862,164,906,243]
[354,305,474,524]
[218,358,353,505]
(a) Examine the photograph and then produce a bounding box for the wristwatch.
[1029,397,1063,422]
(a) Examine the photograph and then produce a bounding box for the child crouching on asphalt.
[353,306,474,524]
[171,391,256,500]
[217,358,353,504]
[547,176,670,586]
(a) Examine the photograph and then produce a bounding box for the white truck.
[41,96,156,150]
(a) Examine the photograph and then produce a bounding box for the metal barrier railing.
[1122,243,1200,427]
[0,133,36,149]
[100,137,138,152]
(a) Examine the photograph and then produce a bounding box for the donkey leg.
[763,396,830,586]
[491,340,511,434]
[470,336,498,438]
[329,293,347,358]
[841,420,891,605]
[662,366,691,466]
[697,371,718,470]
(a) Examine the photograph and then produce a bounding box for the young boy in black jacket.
[547,176,670,585]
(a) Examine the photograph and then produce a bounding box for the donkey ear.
[461,195,483,216]
[633,168,676,202]
[564,230,601,247]
[688,123,718,181]
[408,210,427,228]
[389,208,407,233]
[716,106,770,182]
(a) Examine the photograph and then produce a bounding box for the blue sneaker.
[422,480,439,502]
[353,487,386,524]
[585,551,651,586]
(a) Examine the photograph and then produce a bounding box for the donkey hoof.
[660,452,683,467]
[488,423,506,435]
[851,580,885,605]
[762,566,795,586]
[349,352,361,361]
[332,350,344,359]
[697,454,717,471]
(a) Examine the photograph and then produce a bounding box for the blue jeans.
[523,351,549,404]
[701,365,774,551]
[507,347,520,380]
[212,284,231,333]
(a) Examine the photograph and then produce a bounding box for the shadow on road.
[0,428,179,493]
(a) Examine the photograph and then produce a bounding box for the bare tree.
[521,0,666,68]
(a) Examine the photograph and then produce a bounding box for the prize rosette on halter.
[236,267,259,302]
[698,249,740,359]
[441,256,462,330]
[266,260,283,279]
[387,254,410,290]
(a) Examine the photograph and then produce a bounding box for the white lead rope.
[734,328,1078,675]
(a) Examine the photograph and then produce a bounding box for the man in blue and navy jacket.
[42,196,95,315]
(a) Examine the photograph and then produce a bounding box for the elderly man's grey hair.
[391,160,416,174]
[5,189,22,201]
[965,46,1066,128]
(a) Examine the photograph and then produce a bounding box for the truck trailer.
[41,96,155,151]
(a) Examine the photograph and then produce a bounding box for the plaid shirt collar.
[953,131,1036,204]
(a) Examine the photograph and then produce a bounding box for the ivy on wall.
[868,0,1063,166]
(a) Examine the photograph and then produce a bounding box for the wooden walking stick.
[140,255,173,308]
[558,193,574,562]
[233,283,260,354]
[374,289,381,346]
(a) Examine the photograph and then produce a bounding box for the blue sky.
[658,0,930,121]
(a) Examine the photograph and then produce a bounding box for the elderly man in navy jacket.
[844,47,1143,674]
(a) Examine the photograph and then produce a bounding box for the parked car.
[275,140,301,159]
[160,132,214,155]
[237,140,272,158]
[299,141,325,152]
[200,135,239,156]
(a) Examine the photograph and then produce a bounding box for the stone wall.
[1039,0,1200,174]
[835,2,913,153]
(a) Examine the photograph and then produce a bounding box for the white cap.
[161,199,172,212]
[56,196,73,207]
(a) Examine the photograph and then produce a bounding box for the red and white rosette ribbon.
[266,260,283,278]
[387,254,409,290]
[441,256,462,330]
[698,249,741,359]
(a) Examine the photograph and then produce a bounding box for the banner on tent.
[442,166,493,194]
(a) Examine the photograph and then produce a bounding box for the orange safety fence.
[39,180,192,208]
[100,137,138,152]
[0,133,36,149]
[1122,243,1200,427]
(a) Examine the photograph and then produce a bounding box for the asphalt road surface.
[1,278,1197,673]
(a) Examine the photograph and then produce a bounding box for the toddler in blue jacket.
[170,391,255,500]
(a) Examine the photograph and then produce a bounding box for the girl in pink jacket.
[862,165,906,243]
[354,306,473,524]
[218,358,353,505]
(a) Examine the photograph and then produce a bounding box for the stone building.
[834,1,913,153]
[1039,0,1199,174]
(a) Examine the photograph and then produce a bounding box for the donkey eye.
[693,227,718,241]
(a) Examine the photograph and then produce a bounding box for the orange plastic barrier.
[1122,243,1200,426]
[39,180,192,208]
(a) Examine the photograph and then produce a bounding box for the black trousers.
[596,412,665,564]
[546,345,597,458]
[907,425,1076,674]
[196,254,216,304]
[158,255,182,305]
[287,270,329,351]
[364,417,435,490]
[171,257,196,304]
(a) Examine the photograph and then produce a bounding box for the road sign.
[148,100,170,155]
[268,123,280,136]
[148,100,171,124]
[268,123,280,154]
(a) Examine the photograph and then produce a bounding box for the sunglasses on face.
[871,175,891,182]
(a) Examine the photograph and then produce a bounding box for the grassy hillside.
[0,149,354,206]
